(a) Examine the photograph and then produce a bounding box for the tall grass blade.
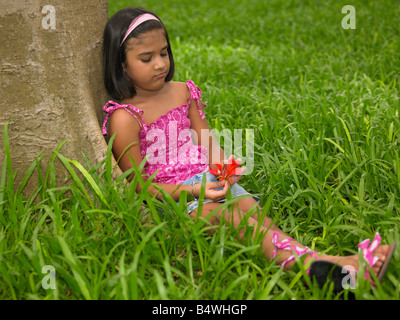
[57,236,92,300]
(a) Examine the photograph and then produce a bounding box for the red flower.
[209,157,242,185]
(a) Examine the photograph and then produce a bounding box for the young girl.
[102,7,395,293]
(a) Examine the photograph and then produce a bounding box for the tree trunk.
[0,0,120,193]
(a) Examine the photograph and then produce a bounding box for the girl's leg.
[190,202,294,266]
[191,202,391,274]
[234,196,391,272]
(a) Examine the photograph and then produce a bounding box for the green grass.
[1,0,400,300]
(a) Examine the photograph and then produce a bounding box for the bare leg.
[190,202,294,266]
[191,200,391,274]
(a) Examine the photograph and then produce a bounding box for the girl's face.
[122,29,170,95]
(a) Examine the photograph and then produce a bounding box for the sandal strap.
[358,232,381,277]
[271,232,320,268]
[271,232,295,258]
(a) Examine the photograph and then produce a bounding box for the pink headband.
[120,13,160,46]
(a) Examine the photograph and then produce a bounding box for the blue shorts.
[178,171,254,214]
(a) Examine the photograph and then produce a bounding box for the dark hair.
[103,7,175,100]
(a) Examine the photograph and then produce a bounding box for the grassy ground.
[1,0,399,300]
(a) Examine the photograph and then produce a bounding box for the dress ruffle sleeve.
[186,80,207,120]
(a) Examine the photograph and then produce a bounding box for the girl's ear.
[122,62,126,72]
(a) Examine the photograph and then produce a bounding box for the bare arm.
[188,97,246,185]
[188,99,226,170]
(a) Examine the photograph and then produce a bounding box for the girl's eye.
[141,51,167,63]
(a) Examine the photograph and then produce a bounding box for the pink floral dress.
[102,80,210,184]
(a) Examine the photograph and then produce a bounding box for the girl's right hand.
[193,180,229,202]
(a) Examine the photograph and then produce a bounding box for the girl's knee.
[189,203,223,228]
[190,202,221,219]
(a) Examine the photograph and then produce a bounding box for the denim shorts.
[178,171,253,214]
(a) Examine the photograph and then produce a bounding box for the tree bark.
[0,0,119,193]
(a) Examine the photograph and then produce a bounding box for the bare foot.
[304,244,392,276]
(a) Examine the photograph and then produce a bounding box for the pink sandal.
[358,232,396,282]
[272,232,396,294]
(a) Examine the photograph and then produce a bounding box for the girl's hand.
[193,180,229,202]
